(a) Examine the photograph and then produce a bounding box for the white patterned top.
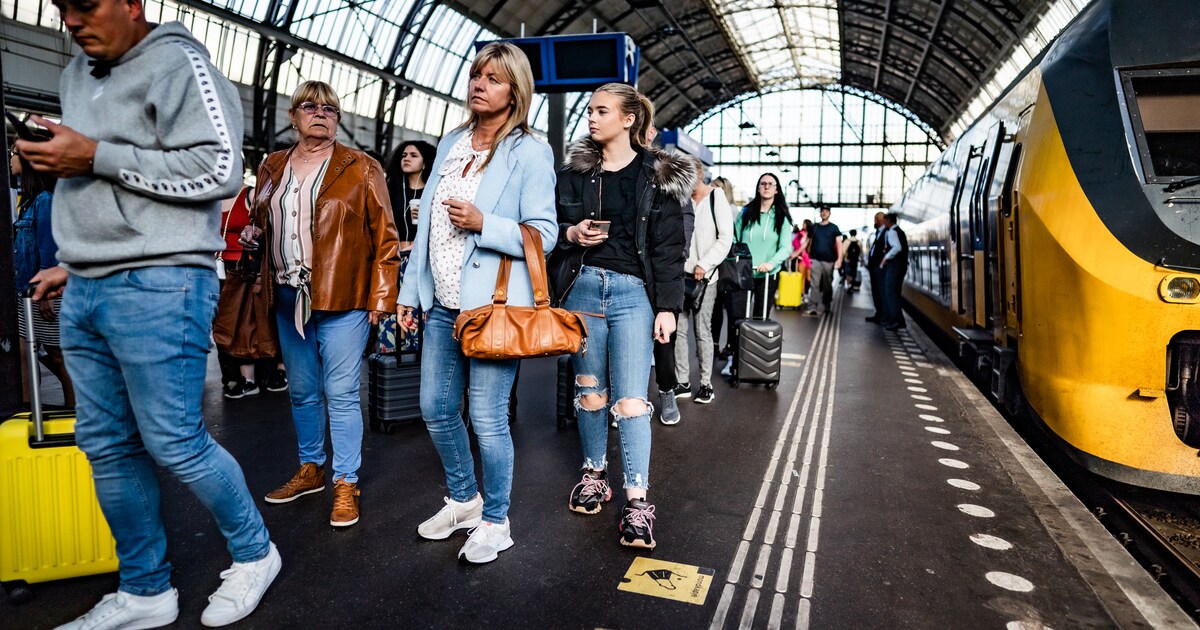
[429,131,487,309]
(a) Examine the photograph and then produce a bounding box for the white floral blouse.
[429,131,488,309]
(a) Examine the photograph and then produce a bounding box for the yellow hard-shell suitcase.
[0,292,117,604]
[775,267,805,309]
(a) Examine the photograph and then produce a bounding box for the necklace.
[471,132,492,152]
[295,145,332,164]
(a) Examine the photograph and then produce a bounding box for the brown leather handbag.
[213,259,279,360]
[454,224,587,360]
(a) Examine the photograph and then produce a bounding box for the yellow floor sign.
[618,557,714,605]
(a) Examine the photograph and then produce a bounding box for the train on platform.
[894,0,1200,493]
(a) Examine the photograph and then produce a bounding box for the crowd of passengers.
[9,4,899,627]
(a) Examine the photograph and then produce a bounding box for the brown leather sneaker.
[264,463,325,504]
[330,479,360,527]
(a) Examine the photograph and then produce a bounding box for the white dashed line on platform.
[958,504,996,518]
[970,534,1012,550]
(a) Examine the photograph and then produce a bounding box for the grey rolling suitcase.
[731,279,782,390]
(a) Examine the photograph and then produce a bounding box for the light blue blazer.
[397,128,559,312]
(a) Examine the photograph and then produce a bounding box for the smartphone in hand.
[591,220,611,234]
[5,110,45,142]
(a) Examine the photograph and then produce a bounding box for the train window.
[1122,70,1200,180]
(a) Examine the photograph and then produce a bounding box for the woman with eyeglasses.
[720,173,793,377]
[242,80,400,528]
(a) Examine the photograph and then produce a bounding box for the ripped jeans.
[564,265,655,490]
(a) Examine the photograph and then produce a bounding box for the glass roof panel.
[707,0,841,90]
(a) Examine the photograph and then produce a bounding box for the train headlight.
[1160,275,1200,303]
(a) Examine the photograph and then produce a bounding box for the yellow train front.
[897,0,1200,493]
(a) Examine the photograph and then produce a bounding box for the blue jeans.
[564,266,655,490]
[420,304,519,523]
[60,267,271,596]
[274,284,370,483]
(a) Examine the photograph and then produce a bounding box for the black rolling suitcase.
[731,279,782,390]
[556,355,576,429]
[367,332,422,434]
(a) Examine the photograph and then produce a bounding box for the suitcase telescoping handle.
[20,285,45,442]
[743,272,772,321]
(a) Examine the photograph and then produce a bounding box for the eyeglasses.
[298,101,340,117]
[758,181,776,188]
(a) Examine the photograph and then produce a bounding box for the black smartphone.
[5,110,44,142]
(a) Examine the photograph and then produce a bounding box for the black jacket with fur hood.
[550,137,698,312]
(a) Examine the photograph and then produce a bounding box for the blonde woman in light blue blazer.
[396,42,557,564]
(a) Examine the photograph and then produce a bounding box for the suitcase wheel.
[4,580,34,605]
[730,378,740,389]
[384,423,401,436]
[766,382,778,391]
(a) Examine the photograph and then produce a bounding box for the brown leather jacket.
[252,143,400,312]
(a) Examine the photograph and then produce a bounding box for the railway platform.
[3,287,1193,629]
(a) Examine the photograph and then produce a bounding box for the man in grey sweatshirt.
[18,1,279,628]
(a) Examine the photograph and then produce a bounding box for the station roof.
[448,0,1065,137]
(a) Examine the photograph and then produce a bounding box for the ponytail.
[633,93,655,148]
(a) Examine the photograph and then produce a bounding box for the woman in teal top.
[722,172,793,376]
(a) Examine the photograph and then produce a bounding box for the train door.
[950,144,979,316]
[1000,107,1033,338]
[949,145,983,317]
[972,123,1007,328]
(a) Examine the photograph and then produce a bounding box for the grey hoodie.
[54,22,243,278]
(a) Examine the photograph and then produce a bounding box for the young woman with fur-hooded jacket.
[549,83,697,549]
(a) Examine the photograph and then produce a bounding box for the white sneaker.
[720,357,733,377]
[417,494,483,540]
[459,519,514,564]
[56,589,178,630]
[200,542,282,627]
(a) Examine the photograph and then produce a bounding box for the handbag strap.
[490,224,551,307]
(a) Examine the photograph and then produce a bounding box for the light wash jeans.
[675,281,717,387]
[61,267,271,596]
[564,266,655,490]
[420,303,519,524]
[274,284,369,483]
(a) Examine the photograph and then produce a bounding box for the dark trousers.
[653,328,678,392]
[711,286,738,353]
[883,263,908,326]
[729,274,777,359]
[867,265,885,318]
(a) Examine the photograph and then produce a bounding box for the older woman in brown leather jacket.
[242,80,400,528]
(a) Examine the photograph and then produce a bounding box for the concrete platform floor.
[3,286,1193,629]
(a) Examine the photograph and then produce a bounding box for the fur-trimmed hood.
[563,137,698,204]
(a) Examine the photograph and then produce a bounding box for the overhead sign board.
[660,128,714,165]
[476,33,639,93]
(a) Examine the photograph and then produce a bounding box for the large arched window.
[687,87,943,215]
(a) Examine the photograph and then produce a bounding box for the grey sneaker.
[659,390,681,425]
[418,494,483,540]
[56,589,178,630]
[458,519,514,564]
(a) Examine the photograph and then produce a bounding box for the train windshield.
[1125,73,1200,179]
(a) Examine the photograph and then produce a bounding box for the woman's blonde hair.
[712,176,735,205]
[593,83,655,148]
[458,42,534,170]
[290,80,341,113]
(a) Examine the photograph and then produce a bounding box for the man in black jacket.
[881,213,909,331]
[864,212,887,323]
